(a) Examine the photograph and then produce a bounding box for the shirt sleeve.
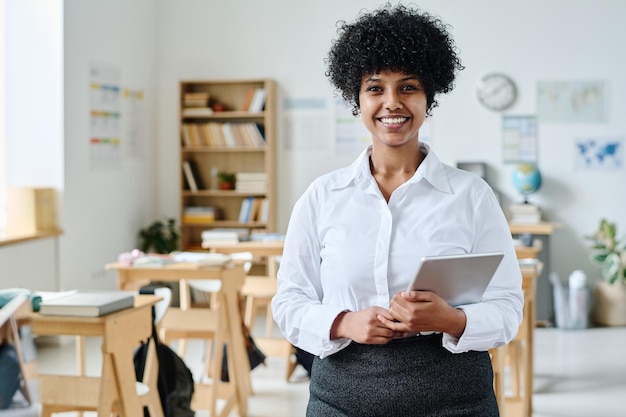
[442,188,524,353]
[271,183,352,358]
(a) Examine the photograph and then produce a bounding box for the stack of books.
[182,92,213,117]
[201,228,250,247]
[509,203,542,224]
[235,172,267,193]
[183,92,210,107]
[183,206,218,224]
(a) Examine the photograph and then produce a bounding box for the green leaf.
[601,253,621,282]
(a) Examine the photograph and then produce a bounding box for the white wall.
[156,0,626,290]
[58,0,159,290]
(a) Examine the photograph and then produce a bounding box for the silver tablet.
[407,252,504,306]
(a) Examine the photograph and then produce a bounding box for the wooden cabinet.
[178,79,276,250]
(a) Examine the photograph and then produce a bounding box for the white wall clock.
[476,73,517,111]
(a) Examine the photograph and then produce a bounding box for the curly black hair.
[325,3,464,116]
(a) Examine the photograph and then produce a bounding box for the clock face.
[476,73,517,111]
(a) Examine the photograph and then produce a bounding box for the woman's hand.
[330,306,403,344]
[381,291,467,338]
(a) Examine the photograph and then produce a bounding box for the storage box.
[6,187,58,235]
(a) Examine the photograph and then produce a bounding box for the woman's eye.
[366,86,382,92]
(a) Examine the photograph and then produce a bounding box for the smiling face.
[359,70,428,149]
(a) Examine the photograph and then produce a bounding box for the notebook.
[38,291,135,317]
[407,252,504,306]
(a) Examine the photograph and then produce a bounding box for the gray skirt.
[307,334,499,417]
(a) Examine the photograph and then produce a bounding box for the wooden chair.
[157,266,249,417]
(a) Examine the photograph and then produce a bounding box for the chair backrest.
[152,287,172,325]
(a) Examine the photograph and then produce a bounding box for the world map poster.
[575,138,623,170]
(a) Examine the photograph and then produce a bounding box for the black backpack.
[134,323,195,417]
[0,343,20,409]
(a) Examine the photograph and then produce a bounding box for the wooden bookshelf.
[179,79,277,250]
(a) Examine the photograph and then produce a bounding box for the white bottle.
[568,270,588,329]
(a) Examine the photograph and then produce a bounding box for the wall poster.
[537,80,608,123]
[89,62,121,170]
[502,115,538,163]
[575,137,623,170]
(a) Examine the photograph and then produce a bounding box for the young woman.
[272,4,523,416]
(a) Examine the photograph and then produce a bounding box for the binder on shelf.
[182,160,202,192]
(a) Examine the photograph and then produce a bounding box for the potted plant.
[585,218,626,326]
[217,172,236,190]
[138,218,179,254]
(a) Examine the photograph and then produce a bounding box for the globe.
[512,163,542,203]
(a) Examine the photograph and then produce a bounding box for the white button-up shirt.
[272,144,523,358]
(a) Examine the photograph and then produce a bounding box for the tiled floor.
[10,326,626,417]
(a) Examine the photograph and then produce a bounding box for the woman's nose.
[384,91,402,110]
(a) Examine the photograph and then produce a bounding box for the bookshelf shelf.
[182,110,267,120]
[182,148,266,153]
[182,190,266,198]
[179,79,277,250]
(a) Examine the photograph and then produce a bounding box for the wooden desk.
[29,295,159,417]
[106,262,250,416]
[205,240,284,278]
[498,262,541,417]
[509,221,561,324]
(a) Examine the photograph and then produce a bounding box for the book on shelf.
[38,291,135,317]
[182,107,214,117]
[248,88,267,113]
[238,197,254,223]
[236,172,267,181]
[190,122,264,148]
[181,124,205,147]
[238,196,268,223]
[241,88,256,111]
[182,160,203,192]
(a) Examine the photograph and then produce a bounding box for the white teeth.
[380,117,407,124]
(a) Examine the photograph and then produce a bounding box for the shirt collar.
[330,143,453,194]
